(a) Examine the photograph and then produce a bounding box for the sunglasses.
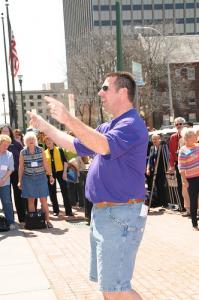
[101,85,109,91]
[175,123,183,126]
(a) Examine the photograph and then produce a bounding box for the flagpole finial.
[5,0,9,7]
[1,13,4,18]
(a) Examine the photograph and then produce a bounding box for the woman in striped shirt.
[18,132,54,228]
[178,128,199,230]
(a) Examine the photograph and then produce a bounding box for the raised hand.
[44,96,70,124]
[27,111,49,132]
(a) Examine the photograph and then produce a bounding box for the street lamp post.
[135,26,174,123]
[18,75,26,132]
[2,93,7,123]
[115,0,123,71]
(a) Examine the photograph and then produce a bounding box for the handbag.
[66,165,78,183]
[0,215,10,232]
[25,210,46,230]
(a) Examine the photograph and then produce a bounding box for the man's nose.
[98,89,103,97]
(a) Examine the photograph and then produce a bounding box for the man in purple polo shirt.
[28,71,148,300]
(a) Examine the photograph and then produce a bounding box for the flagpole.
[1,12,12,126]
[5,0,18,128]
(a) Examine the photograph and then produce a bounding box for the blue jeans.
[89,202,147,292]
[0,185,15,225]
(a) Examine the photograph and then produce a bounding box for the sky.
[0,0,67,123]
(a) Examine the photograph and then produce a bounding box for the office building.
[92,0,199,35]
[62,0,199,126]
[13,82,68,130]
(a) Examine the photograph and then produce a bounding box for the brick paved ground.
[22,199,199,300]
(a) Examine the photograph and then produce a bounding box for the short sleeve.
[73,138,95,156]
[103,120,140,160]
[8,153,14,171]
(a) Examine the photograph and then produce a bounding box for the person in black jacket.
[44,137,73,217]
[146,133,169,208]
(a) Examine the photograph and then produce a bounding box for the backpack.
[0,215,10,232]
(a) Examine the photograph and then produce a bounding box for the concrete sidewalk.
[1,201,199,300]
[0,228,57,300]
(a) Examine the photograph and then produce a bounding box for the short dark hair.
[185,121,193,128]
[106,71,136,103]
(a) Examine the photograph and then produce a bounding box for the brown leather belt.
[94,198,144,208]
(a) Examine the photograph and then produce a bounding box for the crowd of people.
[146,118,199,230]
[0,118,199,232]
[0,124,89,230]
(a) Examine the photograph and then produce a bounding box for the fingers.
[44,96,60,115]
[27,110,46,130]
[44,96,59,105]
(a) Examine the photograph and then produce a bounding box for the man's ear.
[119,87,128,97]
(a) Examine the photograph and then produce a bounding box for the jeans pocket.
[106,205,146,238]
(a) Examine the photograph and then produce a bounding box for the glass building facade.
[92,0,199,35]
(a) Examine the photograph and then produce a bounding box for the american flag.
[9,22,19,77]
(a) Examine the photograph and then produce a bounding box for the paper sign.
[139,204,148,217]
[0,165,8,171]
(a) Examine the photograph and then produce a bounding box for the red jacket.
[169,132,181,168]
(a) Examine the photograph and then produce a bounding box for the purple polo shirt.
[74,108,148,203]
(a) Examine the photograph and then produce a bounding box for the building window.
[163,114,170,126]
[37,95,42,99]
[123,19,131,25]
[175,69,181,77]
[101,20,111,26]
[175,3,184,9]
[186,3,194,9]
[188,90,196,105]
[143,4,152,10]
[164,4,173,9]
[133,5,142,10]
[176,91,182,103]
[188,99,196,105]
[188,112,196,121]
[38,109,43,113]
[176,18,185,24]
[29,95,34,100]
[122,5,131,10]
[37,102,42,107]
[30,102,34,107]
[154,4,163,9]
[100,5,110,11]
[93,5,99,11]
[187,67,195,80]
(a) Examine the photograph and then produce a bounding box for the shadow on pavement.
[23,226,69,238]
[148,209,165,216]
